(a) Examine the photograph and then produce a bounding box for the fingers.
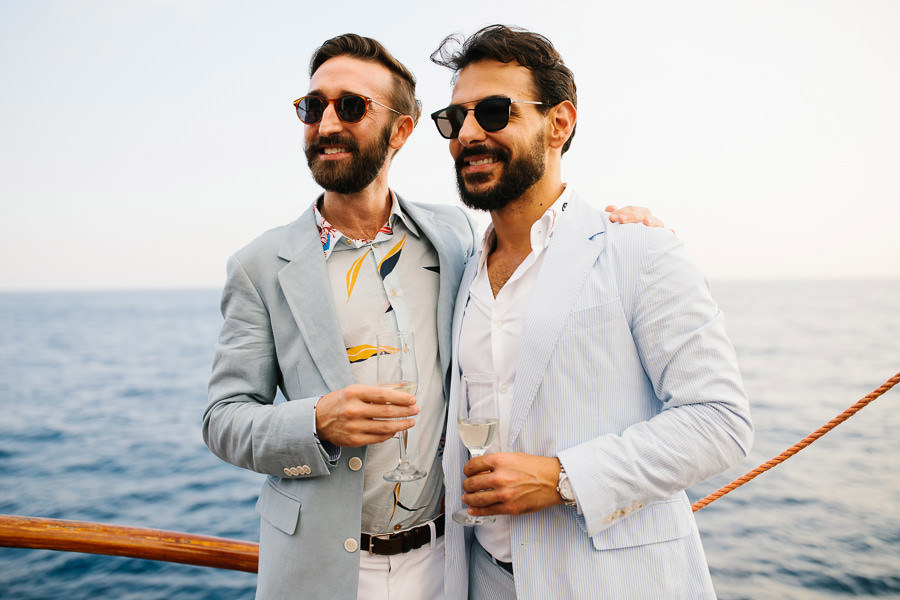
[315,385,418,447]
[606,205,665,228]
[458,453,562,515]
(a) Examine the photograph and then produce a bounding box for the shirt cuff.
[313,395,341,462]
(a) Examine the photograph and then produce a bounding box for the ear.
[547,101,576,151]
[390,114,416,151]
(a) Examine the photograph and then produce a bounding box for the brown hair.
[310,33,421,124]
[431,25,576,153]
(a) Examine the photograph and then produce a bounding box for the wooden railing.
[0,514,259,572]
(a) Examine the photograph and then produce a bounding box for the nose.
[456,110,485,146]
[317,101,343,136]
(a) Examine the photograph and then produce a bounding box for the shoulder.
[398,195,479,255]
[229,207,317,274]
[401,196,472,226]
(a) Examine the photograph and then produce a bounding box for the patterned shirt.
[315,192,444,535]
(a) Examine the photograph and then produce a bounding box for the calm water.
[0,281,898,599]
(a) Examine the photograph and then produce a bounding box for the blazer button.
[301,465,311,475]
[344,538,359,553]
[348,457,363,471]
[289,467,300,476]
[283,468,291,476]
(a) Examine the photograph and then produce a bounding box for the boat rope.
[692,370,900,512]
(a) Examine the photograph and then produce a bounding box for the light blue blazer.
[203,195,476,600]
[443,192,753,599]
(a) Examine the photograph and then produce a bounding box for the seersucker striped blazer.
[443,191,753,600]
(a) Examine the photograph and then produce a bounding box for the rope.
[692,371,900,512]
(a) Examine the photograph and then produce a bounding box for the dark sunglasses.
[293,94,402,125]
[430,97,546,139]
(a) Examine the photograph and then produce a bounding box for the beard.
[305,124,392,194]
[454,130,546,212]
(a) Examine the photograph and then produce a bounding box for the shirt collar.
[314,190,420,259]
[476,184,571,269]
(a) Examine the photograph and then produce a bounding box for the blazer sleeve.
[558,228,753,537]
[202,254,337,479]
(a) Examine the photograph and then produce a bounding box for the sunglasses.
[430,97,547,140]
[293,94,402,125]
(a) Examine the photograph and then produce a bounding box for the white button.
[373,242,380,248]
[344,538,359,553]
[348,457,363,471]
[499,384,509,394]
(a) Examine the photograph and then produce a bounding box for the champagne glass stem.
[397,430,412,468]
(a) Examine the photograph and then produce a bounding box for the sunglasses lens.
[474,98,511,132]
[336,95,368,123]
[296,97,325,124]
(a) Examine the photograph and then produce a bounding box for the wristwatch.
[556,465,577,507]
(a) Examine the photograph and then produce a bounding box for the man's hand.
[460,453,563,517]
[315,384,418,447]
[606,204,665,228]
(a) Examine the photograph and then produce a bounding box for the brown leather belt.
[361,514,444,555]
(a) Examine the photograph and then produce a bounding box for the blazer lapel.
[507,196,606,449]
[399,197,470,398]
[277,206,354,392]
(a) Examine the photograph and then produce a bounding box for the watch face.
[560,476,574,501]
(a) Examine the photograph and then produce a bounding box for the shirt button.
[393,523,403,531]
[373,242,380,248]
[348,457,363,471]
[499,384,509,394]
[390,290,397,297]
[344,538,359,553]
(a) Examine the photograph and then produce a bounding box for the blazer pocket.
[590,497,691,551]
[566,298,622,331]
[256,478,301,535]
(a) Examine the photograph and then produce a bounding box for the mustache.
[307,134,360,155]
[454,144,510,171]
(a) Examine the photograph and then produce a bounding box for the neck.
[320,171,393,240]
[489,171,564,255]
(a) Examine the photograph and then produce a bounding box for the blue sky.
[1,0,898,290]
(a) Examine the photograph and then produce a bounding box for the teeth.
[468,157,495,166]
[323,148,344,155]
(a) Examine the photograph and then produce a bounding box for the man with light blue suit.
[203,34,478,599]
[431,26,754,599]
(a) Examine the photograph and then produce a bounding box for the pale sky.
[1,0,898,291]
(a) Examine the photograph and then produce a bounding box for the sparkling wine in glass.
[452,373,499,526]
[377,331,426,482]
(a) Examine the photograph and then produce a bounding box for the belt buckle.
[369,533,391,554]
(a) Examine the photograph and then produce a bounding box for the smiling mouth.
[321,147,349,156]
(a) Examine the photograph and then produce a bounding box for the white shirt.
[457,186,570,562]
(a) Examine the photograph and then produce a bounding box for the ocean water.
[0,281,897,599]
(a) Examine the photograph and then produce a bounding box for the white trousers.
[357,535,445,600]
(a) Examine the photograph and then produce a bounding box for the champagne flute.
[452,373,499,526]
[377,331,426,482]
